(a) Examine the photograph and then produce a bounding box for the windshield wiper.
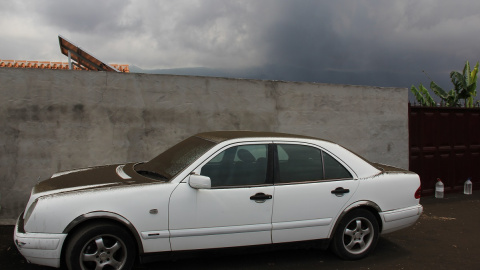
[136,170,169,181]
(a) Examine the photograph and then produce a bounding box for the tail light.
[414,185,422,199]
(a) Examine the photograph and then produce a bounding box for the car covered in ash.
[14,131,423,270]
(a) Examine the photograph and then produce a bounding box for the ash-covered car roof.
[195,131,321,143]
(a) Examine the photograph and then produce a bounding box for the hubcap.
[80,235,127,270]
[342,217,374,254]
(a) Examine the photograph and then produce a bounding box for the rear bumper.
[13,214,67,268]
[380,204,423,234]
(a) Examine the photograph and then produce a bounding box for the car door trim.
[272,218,332,230]
[169,223,272,238]
[140,230,170,239]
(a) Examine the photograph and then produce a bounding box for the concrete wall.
[0,68,408,222]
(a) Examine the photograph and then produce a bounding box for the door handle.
[250,192,273,203]
[331,187,350,197]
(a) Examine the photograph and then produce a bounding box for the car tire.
[65,221,136,270]
[330,209,379,260]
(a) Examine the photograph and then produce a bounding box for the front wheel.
[330,209,379,260]
[65,221,136,270]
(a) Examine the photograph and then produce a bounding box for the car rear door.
[271,143,359,243]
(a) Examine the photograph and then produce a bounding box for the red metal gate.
[409,104,480,195]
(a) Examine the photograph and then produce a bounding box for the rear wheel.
[331,209,379,260]
[65,221,136,270]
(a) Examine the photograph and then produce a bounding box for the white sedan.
[14,131,423,269]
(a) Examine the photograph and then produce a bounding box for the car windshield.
[135,136,216,181]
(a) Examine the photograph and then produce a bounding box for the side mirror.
[188,174,211,189]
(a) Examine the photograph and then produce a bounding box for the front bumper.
[380,204,423,234]
[14,214,67,268]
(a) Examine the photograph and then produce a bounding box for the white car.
[14,131,423,269]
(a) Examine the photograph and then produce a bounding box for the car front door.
[169,143,274,251]
[271,143,359,243]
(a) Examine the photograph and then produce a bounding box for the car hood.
[32,163,157,196]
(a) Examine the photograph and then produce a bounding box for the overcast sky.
[2,0,480,93]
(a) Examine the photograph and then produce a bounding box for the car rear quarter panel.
[350,172,421,213]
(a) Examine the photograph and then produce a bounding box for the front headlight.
[24,199,38,225]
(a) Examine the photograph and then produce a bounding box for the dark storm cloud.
[229,0,480,89]
[2,0,480,91]
[33,0,141,34]
[257,2,410,83]
[262,2,336,69]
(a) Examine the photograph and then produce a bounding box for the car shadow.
[1,223,412,270]
[137,237,413,270]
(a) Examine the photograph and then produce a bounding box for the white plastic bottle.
[435,178,444,198]
[464,178,472,195]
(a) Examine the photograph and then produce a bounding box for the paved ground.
[1,192,479,270]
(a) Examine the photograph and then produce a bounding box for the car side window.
[276,144,324,183]
[323,151,353,180]
[200,144,268,187]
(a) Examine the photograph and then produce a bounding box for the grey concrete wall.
[0,68,408,222]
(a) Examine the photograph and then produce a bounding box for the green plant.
[428,61,479,107]
[411,84,436,106]
[452,61,478,107]
[410,61,480,108]
[430,81,459,107]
